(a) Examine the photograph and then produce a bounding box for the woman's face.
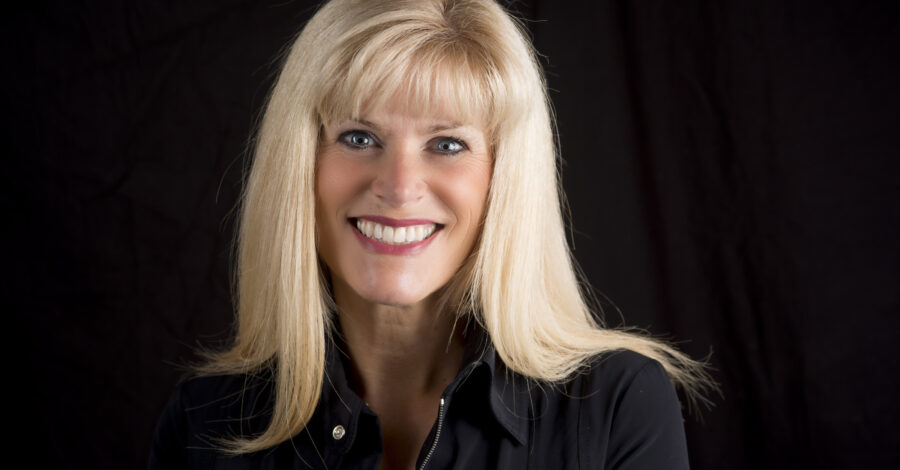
[315,97,493,308]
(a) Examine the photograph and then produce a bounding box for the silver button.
[332,425,346,440]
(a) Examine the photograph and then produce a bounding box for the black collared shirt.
[150,332,690,469]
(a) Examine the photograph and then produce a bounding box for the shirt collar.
[319,323,530,449]
[454,324,530,445]
[317,336,374,456]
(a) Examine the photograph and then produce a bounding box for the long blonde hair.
[201,0,715,454]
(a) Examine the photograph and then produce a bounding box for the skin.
[315,95,493,470]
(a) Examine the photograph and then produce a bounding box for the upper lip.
[351,215,441,227]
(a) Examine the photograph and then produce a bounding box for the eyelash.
[338,130,377,149]
[337,130,469,155]
[433,136,469,155]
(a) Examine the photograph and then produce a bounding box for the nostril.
[372,182,426,207]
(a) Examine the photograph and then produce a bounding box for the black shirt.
[150,331,690,469]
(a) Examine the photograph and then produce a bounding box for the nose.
[371,144,426,208]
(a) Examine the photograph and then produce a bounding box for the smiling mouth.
[350,218,442,245]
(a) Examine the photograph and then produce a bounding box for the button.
[332,425,346,440]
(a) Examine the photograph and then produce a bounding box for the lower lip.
[350,222,439,255]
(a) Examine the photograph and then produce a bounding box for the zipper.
[418,397,446,470]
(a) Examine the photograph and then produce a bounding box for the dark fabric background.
[4,1,898,468]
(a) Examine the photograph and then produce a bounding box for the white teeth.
[355,219,437,245]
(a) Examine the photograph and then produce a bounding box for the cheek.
[316,153,370,220]
[315,153,365,270]
[436,160,492,236]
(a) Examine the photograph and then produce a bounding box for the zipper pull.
[418,397,446,470]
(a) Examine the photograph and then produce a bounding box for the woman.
[151,0,714,468]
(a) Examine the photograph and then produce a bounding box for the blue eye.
[433,137,467,155]
[340,130,376,149]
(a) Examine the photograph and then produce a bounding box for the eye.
[339,130,377,149]
[431,137,468,155]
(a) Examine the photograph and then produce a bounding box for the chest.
[196,396,593,470]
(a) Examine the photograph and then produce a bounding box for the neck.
[333,281,465,404]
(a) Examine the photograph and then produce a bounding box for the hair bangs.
[317,27,507,137]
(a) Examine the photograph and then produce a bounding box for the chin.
[360,286,432,308]
[345,268,441,308]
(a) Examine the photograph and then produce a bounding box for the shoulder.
[179,372,272,411]
[568,349,690,470]
[561,349,679,420]
[149,373,275,468]
[583,348,664,386]
[167,372,274,427]
[574,349,676,401]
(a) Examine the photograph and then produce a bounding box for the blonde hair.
[201,0,715,454]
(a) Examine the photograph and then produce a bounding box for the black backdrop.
[4,1,899,468]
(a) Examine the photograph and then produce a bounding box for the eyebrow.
[350,118,381,131]
[427,122,465,133]
[348,118,467,134]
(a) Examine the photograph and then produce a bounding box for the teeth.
[355,219,437,245]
